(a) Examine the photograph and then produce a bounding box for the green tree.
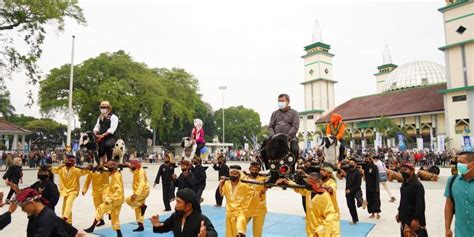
[24,118,67,150]
[0,0,86,92]
[5,114,35,126]
[369,116,396,148]
[214,106,261,147]
[0,84,15,117]
[152,68,215,143]
[38,51,213,152]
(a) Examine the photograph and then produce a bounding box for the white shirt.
[93,114,119,135]
[374,159,387,173]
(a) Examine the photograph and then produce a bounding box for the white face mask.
[278,101,286,109]
[100,108,108,114]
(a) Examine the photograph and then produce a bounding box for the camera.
[337,159,366,173]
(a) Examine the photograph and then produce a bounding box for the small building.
[0,120,32,151]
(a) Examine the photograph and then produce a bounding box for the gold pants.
[95,201,123,230]
[92,191,108,209]
[61,194,77,224]
[241,214,266,237]
[226,213,247,237]
[125,194,148,223]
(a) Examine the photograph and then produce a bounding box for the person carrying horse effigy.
[325,113,346,161]
[93,101,119,163]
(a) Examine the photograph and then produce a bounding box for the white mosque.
[297,0,474,151]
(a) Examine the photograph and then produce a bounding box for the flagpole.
[66,35,75,153]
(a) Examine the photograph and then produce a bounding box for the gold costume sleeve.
[82,173,92,194]
[51,166,62,174]
[290,180,310,197]
[77,168,90,177]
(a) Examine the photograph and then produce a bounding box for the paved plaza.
[0,162,451,237]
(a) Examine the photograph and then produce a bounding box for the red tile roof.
[317,83,446,123]
[0,120,32,134]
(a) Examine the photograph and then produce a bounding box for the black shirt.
[398,175,426,226]
[30,180,60,210]
[26,206,77,237]
[153,211,217,237]
[175,172,196,192]
[3,165,23,184]
[98,113,114,135]
[191,165,207,187]
[345,168,362,193]
[155,163,176,185]
[212,163,229,179]
[362,163,379,192]
[0,211,11,230]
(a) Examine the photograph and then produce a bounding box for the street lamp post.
[66,35,75,153]
[218,86,227,147]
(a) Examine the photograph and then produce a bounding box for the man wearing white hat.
[93,101,119,162]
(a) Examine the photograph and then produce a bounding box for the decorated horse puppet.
[79,131,126,165]
[180,137,210,160]
[180,137,197,162]
[318,136,340,166]
[258,133,298,184]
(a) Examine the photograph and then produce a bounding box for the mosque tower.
[375,45,398,93]
[438,0,474,149]
[298,20,336,148]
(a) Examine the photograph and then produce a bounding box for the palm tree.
[0,88,15,118]
[369,116,396,148]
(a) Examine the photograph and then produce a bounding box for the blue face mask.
[457,163,471,175]
[278,102,286,109]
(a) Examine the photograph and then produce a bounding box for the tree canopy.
[0,0,86,105]
[24,118,67,150]
[38,50,213,152]
[0,0,86,82]
[214,106,262,147]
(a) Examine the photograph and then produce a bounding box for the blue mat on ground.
[94,205,375,236]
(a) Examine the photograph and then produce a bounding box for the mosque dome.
[382,61,446,92]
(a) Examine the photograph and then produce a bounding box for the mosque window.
[456,25,466,34]
[307,115,314,119]
[455,119,470,134]
[452,95,466,102]
[391,82,397,90]
[421,78,428,85]
[309,69,314,75]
